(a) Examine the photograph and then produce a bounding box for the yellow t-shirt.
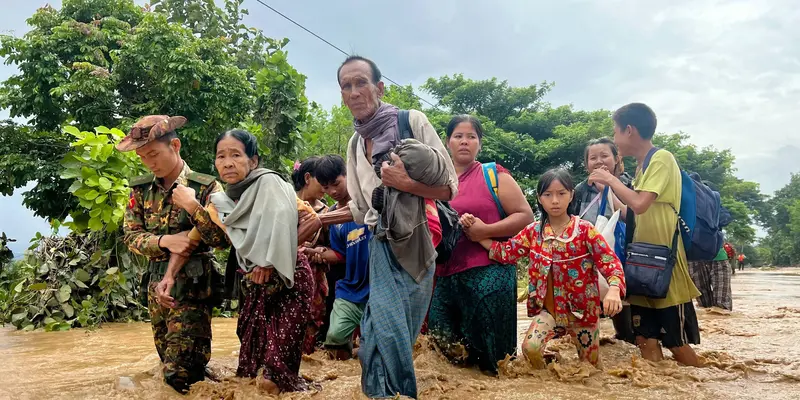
[627,149,700,309]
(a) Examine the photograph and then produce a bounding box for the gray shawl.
[353,102,400,164]
[379,139,450,282]
[210,172,299,287]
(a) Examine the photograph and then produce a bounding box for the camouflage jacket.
[123,162,229,264]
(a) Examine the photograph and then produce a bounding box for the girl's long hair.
[536,168,576,239]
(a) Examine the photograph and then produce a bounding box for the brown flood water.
[1,269,799,400]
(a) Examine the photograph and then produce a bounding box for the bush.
[0,232,146,331]
[60,125,144,232]
[0,125,150,331]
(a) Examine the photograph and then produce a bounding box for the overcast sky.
[2,0,798,254]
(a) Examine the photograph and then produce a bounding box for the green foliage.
[299,102,353,159]
[60,125,145,233]
[758,173,800,266]
[0,121,75,220]
[248,50,310,174]
[0,233,14,267]
[151,0,285,73]
[0,232,146,331]
[383,84,423,110]
[111,10,253,173]
[423,74,552,125]
[0,0,304,220]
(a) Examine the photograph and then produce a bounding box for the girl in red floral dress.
[464,168,626,368]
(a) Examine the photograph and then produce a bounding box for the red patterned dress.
[488,216,626,366]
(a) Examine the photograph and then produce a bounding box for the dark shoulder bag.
[624,208,679,299]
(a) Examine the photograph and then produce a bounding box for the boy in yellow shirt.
[589,103,701,367]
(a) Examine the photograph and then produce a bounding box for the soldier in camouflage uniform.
[118,115,229,394]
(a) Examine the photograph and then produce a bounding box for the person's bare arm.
[608,179,656,215]
[305,247,344,265]
[611,191,629,219]
[590,169,657,215]
[298,212,323,244]
[319,205,354,226]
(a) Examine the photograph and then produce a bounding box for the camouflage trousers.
[148,281,212,394]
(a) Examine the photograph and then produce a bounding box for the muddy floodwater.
[1,269,799,400]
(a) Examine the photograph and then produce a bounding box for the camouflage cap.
[115,115,187,152]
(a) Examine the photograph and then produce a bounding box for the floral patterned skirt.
[303,262,329,354]
[236,253,316,392]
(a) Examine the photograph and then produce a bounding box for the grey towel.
[210,173,299,287]
[378,139,450,282]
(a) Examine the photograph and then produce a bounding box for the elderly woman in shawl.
[200,129,321,394]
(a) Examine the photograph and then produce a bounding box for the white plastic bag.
[592,188,625,304]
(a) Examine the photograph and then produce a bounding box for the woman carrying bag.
[571,138,635,344]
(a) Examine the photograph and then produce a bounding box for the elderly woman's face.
[215,136,257,184]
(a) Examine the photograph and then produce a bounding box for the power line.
[252,0,441,111]
[250,0,529,161]
[253,0,349,58]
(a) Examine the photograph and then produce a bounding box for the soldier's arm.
[123,188,167,258]
[189,181,230,248]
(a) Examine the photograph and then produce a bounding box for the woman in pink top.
[428,115,534,375]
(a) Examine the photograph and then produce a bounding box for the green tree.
[0,0,306,220]
[420,75,767,242]
[151,0,282,72]
[384,84,423,110]
[246,50,309,173]
[421,76,613,200]
[423,74,551,125]
[0,121,76,219]
[759,173,800,265]
[300,102,353,159]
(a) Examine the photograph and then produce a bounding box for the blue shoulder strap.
[642,147,660,173]
[599,185,610,215]
[397,110,412,140]
[482,162,506,218]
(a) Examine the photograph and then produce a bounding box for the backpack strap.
[625,206,635,246]
[642,147,660,173]
[599,186,610,216]
[482,162,506,218]
[397,110,413,140]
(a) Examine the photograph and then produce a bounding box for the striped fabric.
[688,260,733,311]
[358,236,435,399]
